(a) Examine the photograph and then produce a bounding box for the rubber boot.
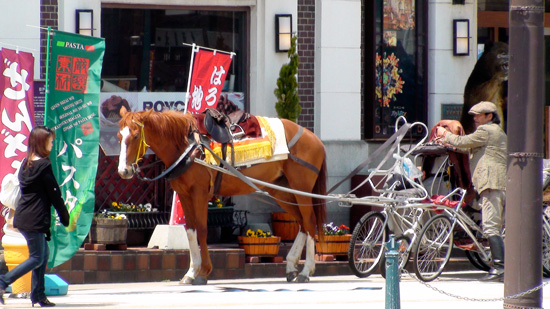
[482,235,504,281]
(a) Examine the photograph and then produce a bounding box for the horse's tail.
[313,154,328,242]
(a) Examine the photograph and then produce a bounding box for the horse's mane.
[119,109,197,151]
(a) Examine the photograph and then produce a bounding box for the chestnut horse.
[117,109,327,284]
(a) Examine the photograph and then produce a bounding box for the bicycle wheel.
[464,250,491,272]
[379,235,411,279]
[542,213,550,277]
[348,211,387,278]
[413,214,454,282]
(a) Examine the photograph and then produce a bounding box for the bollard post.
[385,235,400,309]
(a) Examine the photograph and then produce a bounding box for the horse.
[117,108,327,284]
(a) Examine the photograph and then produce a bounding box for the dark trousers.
[0,231,48,302]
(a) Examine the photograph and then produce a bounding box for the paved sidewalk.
[1,271,549,308]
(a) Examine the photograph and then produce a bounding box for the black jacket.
[14,158,70,236]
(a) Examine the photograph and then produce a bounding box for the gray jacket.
[444,122,507,193]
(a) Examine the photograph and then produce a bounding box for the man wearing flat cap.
[435,101,507,280]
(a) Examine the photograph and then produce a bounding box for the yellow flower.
[112,202,117,207]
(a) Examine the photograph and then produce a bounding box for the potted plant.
[238,228,281,256]
[105,201,159,246]
[274,35,301,123]
[89,211,129,245]
[315,222,351,255]
[271,212,299,241]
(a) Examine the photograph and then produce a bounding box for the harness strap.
[202,143,266,194]
[287,126,304,149]
[327,122,412,194]
[133,136,198,182]
[285,125,320,174]
[289,154,320,175]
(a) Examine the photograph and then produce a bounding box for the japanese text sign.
[0,48,35,238]
[46,31,105,268]
[187,49,232,114]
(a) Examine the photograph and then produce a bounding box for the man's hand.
[435,126,448,138]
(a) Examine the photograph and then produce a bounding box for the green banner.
[45,31,105,267]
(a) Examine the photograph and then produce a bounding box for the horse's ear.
[120,105,128,118]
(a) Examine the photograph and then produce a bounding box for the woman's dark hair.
[25,126,55,166]
[489,112,501,124]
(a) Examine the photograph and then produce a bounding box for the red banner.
[170,192,186,226]
[187,49,232,114]
[0,49,35,237]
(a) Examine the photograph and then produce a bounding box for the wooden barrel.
[90,218,128,244]
[238,236,281,256]
[271,212,299,241]
[315,234,352,255]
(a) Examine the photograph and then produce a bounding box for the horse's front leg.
[180,229,212,285]
[286,231,306,282]
[178,187,212,285]
[180,229,201,285]
[195,223,213,284]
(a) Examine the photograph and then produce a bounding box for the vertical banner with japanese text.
[0,49,35,240]
[46,31,104,267]
[186,49,233,114]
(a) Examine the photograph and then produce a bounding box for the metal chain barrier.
[401,268,549,302]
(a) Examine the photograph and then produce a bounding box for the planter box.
[271,212,299,241]
[238,236,281,256]
[315,234,352,255]
[90,218,128,245]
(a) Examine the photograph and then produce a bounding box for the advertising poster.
[45,31,105,267]
[0,48,35,240]
[186,48,233,114]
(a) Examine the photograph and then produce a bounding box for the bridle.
[131,120,150,166]
[127,120,202,182]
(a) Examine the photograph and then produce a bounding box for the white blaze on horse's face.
[118,126,133,179]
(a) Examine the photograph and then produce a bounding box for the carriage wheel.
[348,211,387,278]
[379,235,411,279]
[413,214,454,282]
[464,250,491,272]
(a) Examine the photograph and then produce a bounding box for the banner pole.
[183,43,197,114]
[181,42,235,57]
[44,26,51,121]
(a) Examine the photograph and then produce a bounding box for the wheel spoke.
[349,212,386,277]
[414,215,453,282]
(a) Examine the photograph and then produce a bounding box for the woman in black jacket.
[0,126,70,307]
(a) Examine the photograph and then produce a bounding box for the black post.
[504,0,544,308]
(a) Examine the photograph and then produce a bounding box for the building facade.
[1,0,484,228]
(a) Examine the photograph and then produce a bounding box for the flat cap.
[468,101,497,115]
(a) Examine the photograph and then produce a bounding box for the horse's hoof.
[180,276,194,285]
[286,271,298,282]
[296,275,310,283]
[192,276,208,285]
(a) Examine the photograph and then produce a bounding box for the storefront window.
[365,0,427,139]
[478,1,550,13]
[99,8,248,155]
[100,8,247,103]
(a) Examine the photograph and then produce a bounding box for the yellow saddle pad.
[204,116,278,166]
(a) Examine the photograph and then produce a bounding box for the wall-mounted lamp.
[76,9,93,36]
[275,14,292,52]
[453,19,469,56]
